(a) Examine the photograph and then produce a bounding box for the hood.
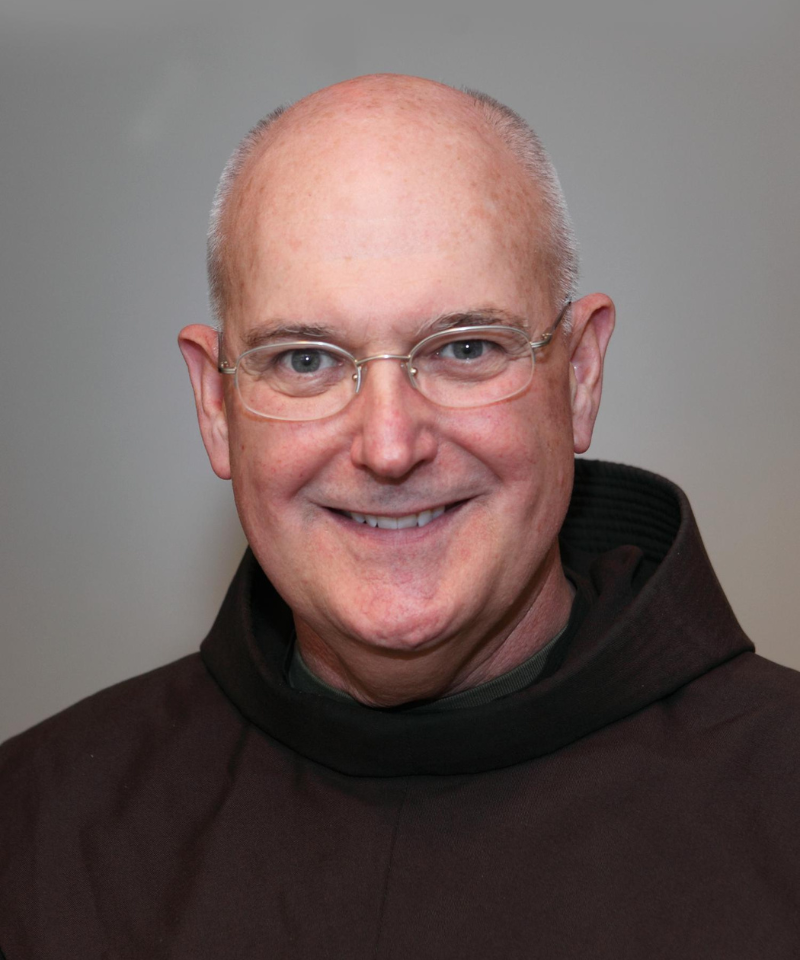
[201,460,753,777]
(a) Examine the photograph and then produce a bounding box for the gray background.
[2,0,798,743]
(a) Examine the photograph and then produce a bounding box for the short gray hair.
[462,88,579,315]
[206,105,287,331]
[206,87,578,330]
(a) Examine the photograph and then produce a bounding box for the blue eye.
[439,339,487,361]
[283,349,338,373]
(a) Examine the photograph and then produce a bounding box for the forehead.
[224,100,549,340]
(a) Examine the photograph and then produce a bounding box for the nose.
[348,359,439,479]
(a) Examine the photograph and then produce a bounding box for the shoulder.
[0,654,242,821]
[682,651,800,716]
[660,651,800,773]
[2,653,208,757]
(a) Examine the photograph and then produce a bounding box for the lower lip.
[328,502,467,538]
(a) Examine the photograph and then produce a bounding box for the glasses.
[218,301,570,422]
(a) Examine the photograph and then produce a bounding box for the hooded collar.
[200,460,753,777]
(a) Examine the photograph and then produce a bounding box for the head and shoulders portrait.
[1,6,798,957]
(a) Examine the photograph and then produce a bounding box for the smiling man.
[2,76,799,958]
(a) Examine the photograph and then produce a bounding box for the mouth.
[332,502,463,530]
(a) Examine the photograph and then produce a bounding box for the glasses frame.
[217,299,571,421]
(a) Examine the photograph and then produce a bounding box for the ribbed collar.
[200,460,753,777]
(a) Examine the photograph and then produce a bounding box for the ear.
[178,324,232,480]
[566,293,616,454]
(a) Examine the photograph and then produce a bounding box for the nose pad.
[403,360,421,386]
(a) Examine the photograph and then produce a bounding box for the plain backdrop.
[1,0,798,743]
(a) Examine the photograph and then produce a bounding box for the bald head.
[207,75,577,331]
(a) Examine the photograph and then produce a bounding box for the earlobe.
[566,294,616,454]
[178,324,233,480]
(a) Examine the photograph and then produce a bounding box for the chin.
[337,600,462,655]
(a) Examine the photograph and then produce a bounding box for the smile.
[341,506,448,529]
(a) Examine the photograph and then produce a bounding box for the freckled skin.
[180,75,615,707]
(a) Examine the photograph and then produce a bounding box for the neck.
[294,545,574,708]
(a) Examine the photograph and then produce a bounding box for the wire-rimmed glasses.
[218,301,570,422]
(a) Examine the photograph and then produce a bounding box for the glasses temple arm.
[217,331,236,374]
[530,299,572,349]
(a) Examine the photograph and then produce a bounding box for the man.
[1,75,798,958]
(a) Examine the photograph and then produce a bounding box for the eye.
[278,348,339,374]
[437,338,495,361]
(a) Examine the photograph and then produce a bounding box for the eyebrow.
[413,309,531,338]
[239,322,339,351]
[237,309,532,352]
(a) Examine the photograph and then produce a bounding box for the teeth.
[345,506,447,528]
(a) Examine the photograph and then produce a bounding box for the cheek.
[227,419,331,524]
[457,386,573,486]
